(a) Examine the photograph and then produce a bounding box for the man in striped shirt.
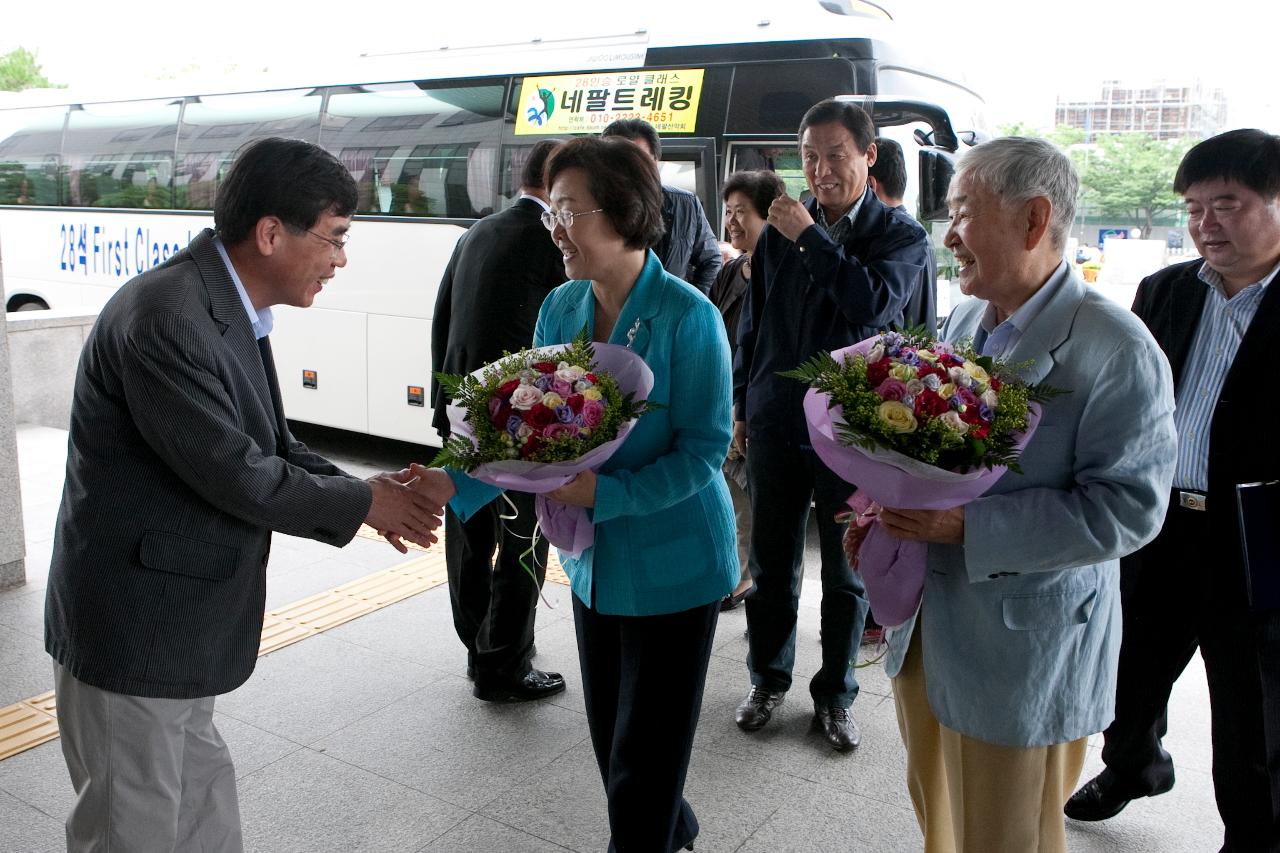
[1065,129,1280,851]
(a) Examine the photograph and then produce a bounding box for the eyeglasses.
[304,229,350,254]
[540,208,603,231]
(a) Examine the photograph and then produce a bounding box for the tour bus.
[0,1,985,445]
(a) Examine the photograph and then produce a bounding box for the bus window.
[322,80,505,218]
[729,144,806,199]
[726,60,860,136]
[61,99,181,208]
[176,89,323,210]
[0,106,65,205]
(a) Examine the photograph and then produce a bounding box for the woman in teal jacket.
[419,136,736,852]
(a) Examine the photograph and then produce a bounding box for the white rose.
[906,378,926,396]
[922,373,942,391]
[865,343,886,364]
[509,384,543,410]
[555,365,586,383]
[948,366,973,388]
[939,411,969,434]
[981,389,999,409]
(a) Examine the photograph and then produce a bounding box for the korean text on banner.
[515,69,704,135]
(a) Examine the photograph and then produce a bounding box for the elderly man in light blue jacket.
[877,137,1177,853]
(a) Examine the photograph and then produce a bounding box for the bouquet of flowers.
[432,332,656,557]
[783,329,1058,627]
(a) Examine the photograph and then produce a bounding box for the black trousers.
[573,595,719,853]
[1100,496,1280,852]
[743,437,868,707]
[444,491,548,679]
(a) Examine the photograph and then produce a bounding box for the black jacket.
[657,185,722,294]
[430,197,567,436]
[45,230,370,699]
[733,189,930,442]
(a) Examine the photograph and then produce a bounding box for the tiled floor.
[0,424,1224,852]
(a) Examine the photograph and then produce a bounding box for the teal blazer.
[884,269,1176,747]
[449,251,737,616]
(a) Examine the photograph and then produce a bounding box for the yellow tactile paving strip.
[0,525,570,762]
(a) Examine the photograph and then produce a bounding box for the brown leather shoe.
[813,704,860,752]
[735,687,786,731]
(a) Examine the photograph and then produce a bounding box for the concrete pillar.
[0,245,27,589]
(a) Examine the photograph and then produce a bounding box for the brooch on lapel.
[625,317,642,349]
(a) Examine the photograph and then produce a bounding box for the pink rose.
[509,384,543,410]
[552,378,574,397]
[581,399,605,428]
[543,422,580,440]
[875,378,909,402]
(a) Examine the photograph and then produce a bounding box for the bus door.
[655,136,718,232]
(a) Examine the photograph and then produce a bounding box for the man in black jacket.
[732,99,929,752]
[601,118,722,293]
[45,138,441,853]
[430,139,568,702]
[1065,129,1280,852]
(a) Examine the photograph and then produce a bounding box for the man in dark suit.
[430,139,567,702]
[1065,129,1280,852]
[44,137,442,853]
[867,136,938,332]
[731,99,930,752]
[601,118,722,294]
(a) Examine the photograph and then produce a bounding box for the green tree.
[0,47,61,91]
[1078,133,1191,234]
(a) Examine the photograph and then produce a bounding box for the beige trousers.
[891,626,1088,853]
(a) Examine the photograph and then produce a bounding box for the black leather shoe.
[813,704,860,752]
[1064,772,1172,821]
[735,687,786,731]
[720,585,754,611]
[473,669,565,703]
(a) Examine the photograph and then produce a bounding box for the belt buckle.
[1178,491,1207,511]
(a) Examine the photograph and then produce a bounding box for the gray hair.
[954,137,1078,249]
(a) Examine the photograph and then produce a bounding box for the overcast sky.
[3,0,1274,131]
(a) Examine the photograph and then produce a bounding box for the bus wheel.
[7,297,49,312]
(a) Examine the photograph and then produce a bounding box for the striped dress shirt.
[1172,260,1279,491]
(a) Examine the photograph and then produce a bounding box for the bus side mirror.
[917,148,956,222]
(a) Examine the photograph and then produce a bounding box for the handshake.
[362,463,459,553]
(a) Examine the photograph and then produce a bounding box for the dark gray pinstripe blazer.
[45,229,372,699]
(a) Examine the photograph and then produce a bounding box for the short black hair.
[215,137,357,245]
[797,99,875,153]
[520,139,562,190]
[867,136,907,202]
[722,170,785,219]
[600,118,662,160]
[546,136,664,251]
[1173,128,1280,198]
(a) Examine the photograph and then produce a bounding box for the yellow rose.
[541,392,565,408]
[877,400,918,433]
[938,382,956,400]
[963,361,990,384]
[582,388,603,401]
[889,363,918,381]
[917,350,939,364]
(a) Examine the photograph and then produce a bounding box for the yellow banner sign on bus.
[515,69,704,135]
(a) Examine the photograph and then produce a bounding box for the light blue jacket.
[449,251,738,616]
[883,271,1176,747]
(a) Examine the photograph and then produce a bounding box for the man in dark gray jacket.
[45,137,442,853]
[602,118,722,293]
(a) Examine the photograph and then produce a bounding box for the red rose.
[959,406,983,425]
[525,403,555,428]
[490,402,513,429]
[866,360,891,386]
[532,361,557,374]
[567,393,585,413]
[497,379,521,398]
[523,435,543,457]
[585,373,598,383]
[914,390,950,418]
[989,376,1002,391]
[970,424,990,440]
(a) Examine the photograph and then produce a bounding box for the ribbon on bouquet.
[837,489,929,628]
[496,493,557,610]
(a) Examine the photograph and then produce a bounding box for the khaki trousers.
[892,626,1088,853]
